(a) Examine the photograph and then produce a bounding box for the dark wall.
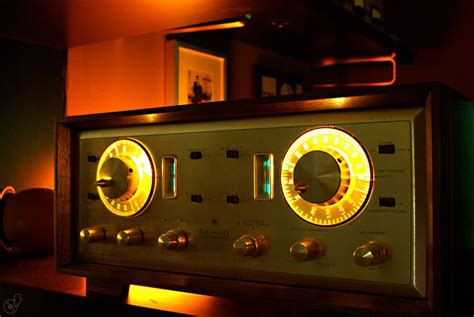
[0,39,65,191]
[390,0,474,99]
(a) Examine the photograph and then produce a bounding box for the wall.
[0,39,65,191]
[65,0,474,117]
[230,39,307,100]
[66,33,166,116]
[396,0,474,99]
[66,35,308,115]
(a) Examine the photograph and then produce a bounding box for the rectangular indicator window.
[191,194,203,203]
[378,144,395,154]
[379,197,396,207]
[253,153,274,201]
[162,156,178,199]
[87,155,98,163]
[226,150,239,159]
[190,151,202,160]
[226,195,239,204]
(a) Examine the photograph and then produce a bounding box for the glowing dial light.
[281,127,374,226]
[96,139,155,217]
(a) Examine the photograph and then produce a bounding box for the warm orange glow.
[165,21,245,34]
[37,158,55,190]
[65,0,254,46]
[179,47,225,62]
[318,53,396,67]
[71,277,87,297]
[314,53,397,87]
[331,97,349,107]
[66,33,167,116]
[127,285,218,315]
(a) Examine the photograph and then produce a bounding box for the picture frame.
[254,65,305,98]
[165,40,227,105]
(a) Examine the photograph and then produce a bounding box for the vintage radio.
[56,83,473,316]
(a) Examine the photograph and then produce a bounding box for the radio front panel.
[75,106,426,298]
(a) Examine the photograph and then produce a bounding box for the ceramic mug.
[1,187,53,254]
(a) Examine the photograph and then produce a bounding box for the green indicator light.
[263,158,271,196]
[254,153,273,201]
[263,159,270,167]
[172,163,176,189]
[264,183,271,196]
[244,13,252,21]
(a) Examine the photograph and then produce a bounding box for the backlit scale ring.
[281,127,374,227]
[96,139,155,217]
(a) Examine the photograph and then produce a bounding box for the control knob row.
[79,227,190,250]
[231,236,328,261]
[80,227,390,266]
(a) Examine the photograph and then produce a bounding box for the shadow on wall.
[0,39,66,191]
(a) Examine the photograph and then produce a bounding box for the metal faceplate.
[77,107,426,298]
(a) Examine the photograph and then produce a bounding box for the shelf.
[0,256,335,316]
[167,0,407,66]
[0,0,406,61]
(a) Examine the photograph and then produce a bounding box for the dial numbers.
[281,127,374,227]
[96,139,155,217]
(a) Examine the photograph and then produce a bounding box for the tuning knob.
[290,239,326,262]
[117,229,143,246]
[96,157,139,200]
[353,241,390,267]
[293,151,342,203]
[158,229,189,251]
[79,227,106,243]
[233,234,267,258]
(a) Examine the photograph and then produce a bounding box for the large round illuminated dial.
[281,127,374,226]
[96,138,155,217]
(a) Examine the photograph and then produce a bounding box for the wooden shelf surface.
[0,256,330,316]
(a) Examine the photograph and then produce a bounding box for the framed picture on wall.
[255,65,305,98]
[165,40,227,106]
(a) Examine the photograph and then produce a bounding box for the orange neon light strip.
[313,53,397,87]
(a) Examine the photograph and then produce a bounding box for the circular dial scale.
[96,139,155,217]
[281,127,374,226]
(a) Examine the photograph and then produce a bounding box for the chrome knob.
[117,229,143,246]
[293,151,341,203]
[290,239,326,262]
[96,157,138,200]
[353,241,390,267]
[79,227,105,243]
[233,234,267,258]
[158,229,189,251]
